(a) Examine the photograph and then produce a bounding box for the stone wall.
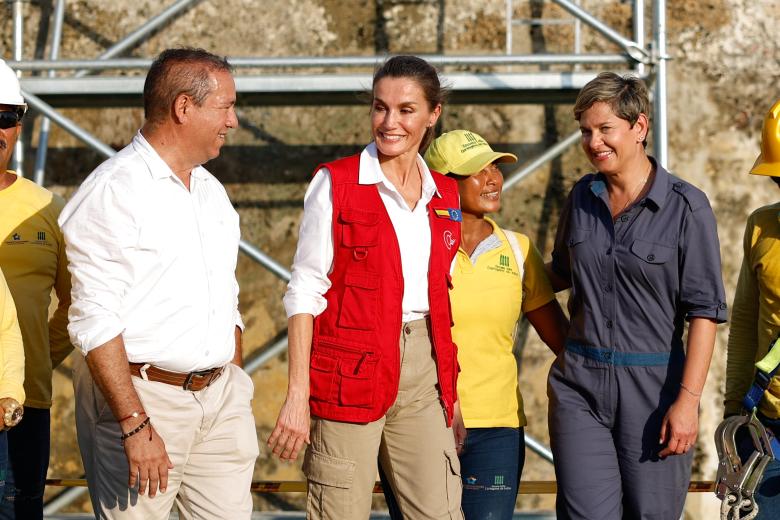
[3,0,780,516]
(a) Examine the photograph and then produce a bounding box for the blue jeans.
[0,431,8,501]
[736,415,780,519]
[381,427,525,520]
[0,407,49,520]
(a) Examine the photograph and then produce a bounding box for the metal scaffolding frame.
[4,0,668,513]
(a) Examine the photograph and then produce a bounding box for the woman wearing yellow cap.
[385,129,568,519]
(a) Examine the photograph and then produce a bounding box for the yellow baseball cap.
[424,130,517,176]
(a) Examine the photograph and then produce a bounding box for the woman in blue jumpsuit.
[546,72,727,519]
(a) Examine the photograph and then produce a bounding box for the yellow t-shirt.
[450,216,555,428]
[0,267,24,404]
[0,173,72,409]
[725,202,780,418]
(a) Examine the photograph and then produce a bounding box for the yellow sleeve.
[49,195,74,368]
[724,215,760,417]
[518,234,555,313]
[0,268,25,404]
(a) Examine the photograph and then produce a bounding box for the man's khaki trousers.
[73,355,259,520]
[303,319,464,519]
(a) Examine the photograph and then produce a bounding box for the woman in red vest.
[268,55,465,519]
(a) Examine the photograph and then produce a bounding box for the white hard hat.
[0,59,26,111]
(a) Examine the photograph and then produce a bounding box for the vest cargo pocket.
[338,352,377,408]
[310,352,339,404]
[443,448,463,519]
[338,272,379,330]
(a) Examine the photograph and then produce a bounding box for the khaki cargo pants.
[303,319,464,519]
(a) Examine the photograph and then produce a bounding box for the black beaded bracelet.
[120,416,151,446]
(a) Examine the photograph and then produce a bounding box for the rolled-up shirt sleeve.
[679,198,728,323]
[282,168,334,318]
[59,179,138,354]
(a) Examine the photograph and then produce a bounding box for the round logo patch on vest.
[443,230,456,250]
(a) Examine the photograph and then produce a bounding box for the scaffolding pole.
[33,0,66,186]
[15,2,668,512]
[11,53,633,72]
[553,0,648,63]
[634,0,646,76]
[73,0,201,78]
[653,0,669,167]
[503,130,581,192]
[12,0,24,176]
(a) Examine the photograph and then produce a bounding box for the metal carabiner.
[715,411,774,502]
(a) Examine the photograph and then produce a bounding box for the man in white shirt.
[59,48,258,520]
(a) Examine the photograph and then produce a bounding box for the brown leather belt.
[129,362,224,391]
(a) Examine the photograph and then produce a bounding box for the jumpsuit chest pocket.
[567,226,595,267]
[629,239,674,264]
[567,226,592,248]
[628,238,676,289]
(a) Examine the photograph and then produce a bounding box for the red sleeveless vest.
[309,154,461,424]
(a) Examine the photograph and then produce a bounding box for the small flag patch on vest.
[434,208,462,222]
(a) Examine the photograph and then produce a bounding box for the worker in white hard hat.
[0,58,73,520]
[0,59,26,174]
[725,99,780,518]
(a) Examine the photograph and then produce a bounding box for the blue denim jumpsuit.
[549,159,727,519]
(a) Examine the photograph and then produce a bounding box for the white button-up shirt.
[59,132,243,372]
[283,142,439,323]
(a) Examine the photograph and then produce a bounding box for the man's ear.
[172,93,190,124]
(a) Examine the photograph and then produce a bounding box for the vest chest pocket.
[338,272,379,330]
[339,209,379,247]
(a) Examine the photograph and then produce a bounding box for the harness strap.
[743,334,780,412]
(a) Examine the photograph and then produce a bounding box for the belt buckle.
[183,368,211,391]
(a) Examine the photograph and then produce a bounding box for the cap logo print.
[460,132,488,153]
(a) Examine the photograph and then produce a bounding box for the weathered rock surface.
[3,0,779,516]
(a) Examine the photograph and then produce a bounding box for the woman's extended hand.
[452,400,467,455]
[267,392,311,461]
[658,391,700,458]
